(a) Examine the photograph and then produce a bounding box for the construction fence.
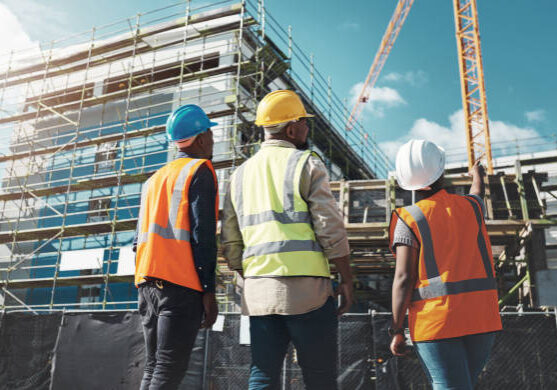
[1,310,556,390]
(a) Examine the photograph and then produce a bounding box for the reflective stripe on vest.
[404,198,496,302]
[231,147,329,277]
[137,158,199,244]
[233,150,312,231]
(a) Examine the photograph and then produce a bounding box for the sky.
[1,0,556,163]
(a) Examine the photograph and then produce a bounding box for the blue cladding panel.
[26,112,171,308]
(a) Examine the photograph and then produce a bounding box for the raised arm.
[469,160,485,197]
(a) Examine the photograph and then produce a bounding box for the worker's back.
[392,189,502,341]
[229,146,330,278]
[136,157,215,290]
[415,190,491,283]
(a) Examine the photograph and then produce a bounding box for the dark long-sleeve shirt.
[133,151,217,292]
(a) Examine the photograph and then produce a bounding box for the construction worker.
[133,104,219,390]
[222,90,354,390]
[389,139,502,390]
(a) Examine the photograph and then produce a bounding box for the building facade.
[0,1,390,310]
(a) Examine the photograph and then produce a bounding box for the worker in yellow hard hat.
[222,90,354,389]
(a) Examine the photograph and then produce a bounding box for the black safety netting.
[204,314,252,389]
[336,314,374,389]
[372,312,429,390]
[476,314,557,390]
[372,312,557,390]
[1,310,556,389]
[230,314,374,390]
[0,312,62,390]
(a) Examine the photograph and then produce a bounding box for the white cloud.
[2,0,69,42]
[0,4,45,117]
[383,70,428,86]
[380,109,540,161]
[525,109,545,123]
[383,73,402,82]
[0,4,36,117]
[0,3,35,54]
[338,21,360,31]
[349,82,406,118]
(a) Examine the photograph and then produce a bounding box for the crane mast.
[347,0,494,173]
[345,0,414,132]
[453,0,494,173]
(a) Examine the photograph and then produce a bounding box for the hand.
[390,333,408,357]
[201,292,218,328]
[469,159,485,178]
[335,281,354,316]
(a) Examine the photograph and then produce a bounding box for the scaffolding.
[0,0,392,311]
[0,0,554,313]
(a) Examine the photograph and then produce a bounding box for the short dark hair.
[429,175,444,192]
[416,175,445,199]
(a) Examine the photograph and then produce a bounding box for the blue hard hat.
[166,104,218,142]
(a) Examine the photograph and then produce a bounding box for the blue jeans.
[138,281,203,390]
[249,297,338,390]
[415,332,497,390]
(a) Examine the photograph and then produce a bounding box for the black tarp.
[50,312,144,390]
[0,312,63,390]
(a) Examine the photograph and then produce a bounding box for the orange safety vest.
[389,189,502,342]
[135,157,218,291]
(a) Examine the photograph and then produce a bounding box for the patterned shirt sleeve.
[392,218,419,249]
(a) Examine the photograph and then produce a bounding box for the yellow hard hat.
[254,90,314,126]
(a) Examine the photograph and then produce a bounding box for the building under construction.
[0,1,556,389]
[0,0,555,314]
[0,0,390,311]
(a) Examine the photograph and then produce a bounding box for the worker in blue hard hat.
[133,104,219,389]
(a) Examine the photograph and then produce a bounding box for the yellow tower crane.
[346,0,494,174]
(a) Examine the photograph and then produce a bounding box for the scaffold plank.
[0,156,240,201]
[0,219,137,244]
[0,274,133,289]
[0,262,397,289]
[0,107,244,163]
[0,4,245,85]
[0,215,551,245]
[0,61,252,125]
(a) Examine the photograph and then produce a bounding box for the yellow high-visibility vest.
[230,146,330,278]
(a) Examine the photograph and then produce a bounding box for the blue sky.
[1,0,555,162]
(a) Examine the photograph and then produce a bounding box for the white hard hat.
[395,139,445,190]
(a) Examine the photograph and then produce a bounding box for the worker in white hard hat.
[221,90,354,389]
[388,139,502,390]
